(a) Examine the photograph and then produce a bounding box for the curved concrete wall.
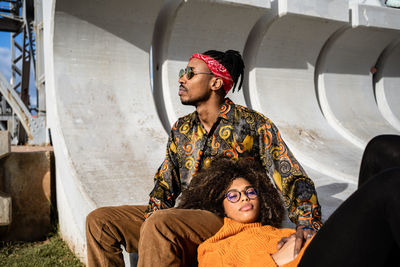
[244,0,363,183]
[152,0,269,131]
[317,4,400,149]
[43,0,400,263]
[44,0,167,260]
[376,40,400,130]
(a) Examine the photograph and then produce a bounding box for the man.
[86,50,322,267]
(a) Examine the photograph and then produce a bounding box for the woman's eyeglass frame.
[179,66,213,80]
[224,187,258,203]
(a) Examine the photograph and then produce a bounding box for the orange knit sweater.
[198,218,309,267]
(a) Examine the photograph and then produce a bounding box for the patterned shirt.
[145,98,322,229]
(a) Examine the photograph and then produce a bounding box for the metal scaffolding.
[0,0,45,145]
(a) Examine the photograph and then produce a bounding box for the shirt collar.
[190,98,236,125]
[218,98,235,121]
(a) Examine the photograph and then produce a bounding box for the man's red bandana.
[190,53,234,94]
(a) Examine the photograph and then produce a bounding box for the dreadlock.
[178,158,285,228]
[202,50,245,93]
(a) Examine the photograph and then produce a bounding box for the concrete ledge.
[0,131,10,159]
[0,131,11,228]
[201,0,271,9]
[279,0,349,22]
[0,192,11,226]
[351,3,400,29]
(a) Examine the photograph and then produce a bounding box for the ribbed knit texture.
[198,217,309,267]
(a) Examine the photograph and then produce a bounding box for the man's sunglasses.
[179,66,213,80]
[224,187,258,203]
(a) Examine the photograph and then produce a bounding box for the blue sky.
[0,31,37,109]
[0,31,9,46]
[0,31,11,81]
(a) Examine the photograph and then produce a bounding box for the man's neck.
[196,97,225,133]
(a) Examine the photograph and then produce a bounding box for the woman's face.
[223,178,260,223]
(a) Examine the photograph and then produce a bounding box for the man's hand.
[277,226,315,258]
[272,235,296,266]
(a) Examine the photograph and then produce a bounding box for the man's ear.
[210,77,223,91]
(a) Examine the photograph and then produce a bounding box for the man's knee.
[141,209,174,233]
[86,207,113,231]
[141,209,200,240]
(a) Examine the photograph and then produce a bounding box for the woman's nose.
[240,192,249,202]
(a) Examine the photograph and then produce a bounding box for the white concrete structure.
[0,131,11,226]
[376,40,400,130]
[318,3,400,149]
[42,0,400,264]
[43,0,167,262]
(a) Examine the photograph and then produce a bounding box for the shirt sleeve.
[257,118,322,230]
[144,129,181,219]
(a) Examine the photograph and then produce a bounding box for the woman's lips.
[239,203,253,211]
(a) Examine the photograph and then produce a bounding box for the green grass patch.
[0,232,84,267]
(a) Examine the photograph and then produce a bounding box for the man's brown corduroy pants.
[86,205,223,267]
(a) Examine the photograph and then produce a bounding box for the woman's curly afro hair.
[178,158,285,227]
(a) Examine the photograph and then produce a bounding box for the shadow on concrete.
[316,182,351,221]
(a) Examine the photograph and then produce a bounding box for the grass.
[0,231,84,267]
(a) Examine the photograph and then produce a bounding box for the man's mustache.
[179,84,188,91]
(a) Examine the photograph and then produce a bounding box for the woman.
[178,136,400,266]
[178,159,307,266]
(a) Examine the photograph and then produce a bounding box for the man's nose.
[178,74,186,84]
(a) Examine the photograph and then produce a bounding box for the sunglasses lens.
[186,67,194,80]
[179,69,184,78]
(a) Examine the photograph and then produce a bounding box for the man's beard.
[180,93,210,106]
[181,99,196,106]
